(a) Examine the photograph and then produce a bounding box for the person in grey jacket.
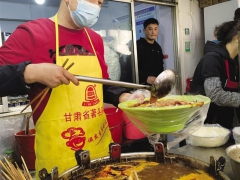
[190,20,240,129]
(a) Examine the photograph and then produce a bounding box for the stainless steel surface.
[75,75,151,89]
[75,69,176,100]
[226,144,240,178]
[169,142,236,180]
[133,0,178,6]
[56,151,229,180]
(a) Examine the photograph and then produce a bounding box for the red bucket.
[14,129,36,170]
[104,108,123,144]
[122,113,146,140]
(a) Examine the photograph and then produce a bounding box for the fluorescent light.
[35,0,45,4]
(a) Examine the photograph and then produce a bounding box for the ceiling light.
[35,0,45,4]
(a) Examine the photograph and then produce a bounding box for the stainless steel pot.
[39,143,230,180]
[226,144,240,178]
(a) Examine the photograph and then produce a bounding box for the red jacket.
[0,19,128,124]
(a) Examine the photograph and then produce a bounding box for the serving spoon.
[75,69,176,103]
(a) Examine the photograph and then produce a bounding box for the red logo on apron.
[82,85,100,106]
[61,127,86,151]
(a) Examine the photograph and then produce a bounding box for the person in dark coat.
[190,20,240,129]
[137,18,167,85]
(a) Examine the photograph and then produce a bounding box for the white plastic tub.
[187,124,230,147]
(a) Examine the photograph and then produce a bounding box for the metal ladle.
[75,69,176,103]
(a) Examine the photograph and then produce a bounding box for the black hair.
[143,18,159,29]
[216,21,240,45]
[234,8,240,21]
[213,25,219,37]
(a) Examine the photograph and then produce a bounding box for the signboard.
[112,5,156,40]
[185,41,191,53]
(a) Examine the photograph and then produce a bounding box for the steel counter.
[169,142,236,180]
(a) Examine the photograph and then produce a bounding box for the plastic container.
[186,124,230,147]
[122,112,146,140]
[5,150,16,164]
[232,127,240,144]
[104,108,123,144]
[14,129,36,170]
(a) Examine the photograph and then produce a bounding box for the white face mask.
[69,0,100,28]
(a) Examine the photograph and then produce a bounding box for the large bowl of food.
[118,95,211,134]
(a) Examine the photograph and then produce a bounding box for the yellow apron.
[35,15,113,178]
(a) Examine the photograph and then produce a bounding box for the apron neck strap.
[54,15,60,57]
[54,15,97,57]
[84,28,97,56]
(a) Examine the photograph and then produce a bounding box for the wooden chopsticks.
[21,59,74,131]
[0,156,33,180]
[133,170,139,180]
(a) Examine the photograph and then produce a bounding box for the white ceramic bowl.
[226,144,240,178]
[187,126,230,147]
[233,127,240,144]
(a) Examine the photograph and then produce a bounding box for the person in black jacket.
[137,18,167,85]
[190,20,240,129]
[0,62,79,97]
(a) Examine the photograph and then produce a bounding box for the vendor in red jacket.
[0,0,144,178]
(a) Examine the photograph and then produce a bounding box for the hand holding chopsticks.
[23,61,79,88]
[21,59,75,134]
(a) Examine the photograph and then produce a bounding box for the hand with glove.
[118,89,151,103]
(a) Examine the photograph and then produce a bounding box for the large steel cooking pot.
[39,143,230,180]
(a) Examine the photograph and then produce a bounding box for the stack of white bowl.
[226,127,240,179]
[226,144,240,178]
[232,127,240,144]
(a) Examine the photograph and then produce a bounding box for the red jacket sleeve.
[0,28,33,65]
